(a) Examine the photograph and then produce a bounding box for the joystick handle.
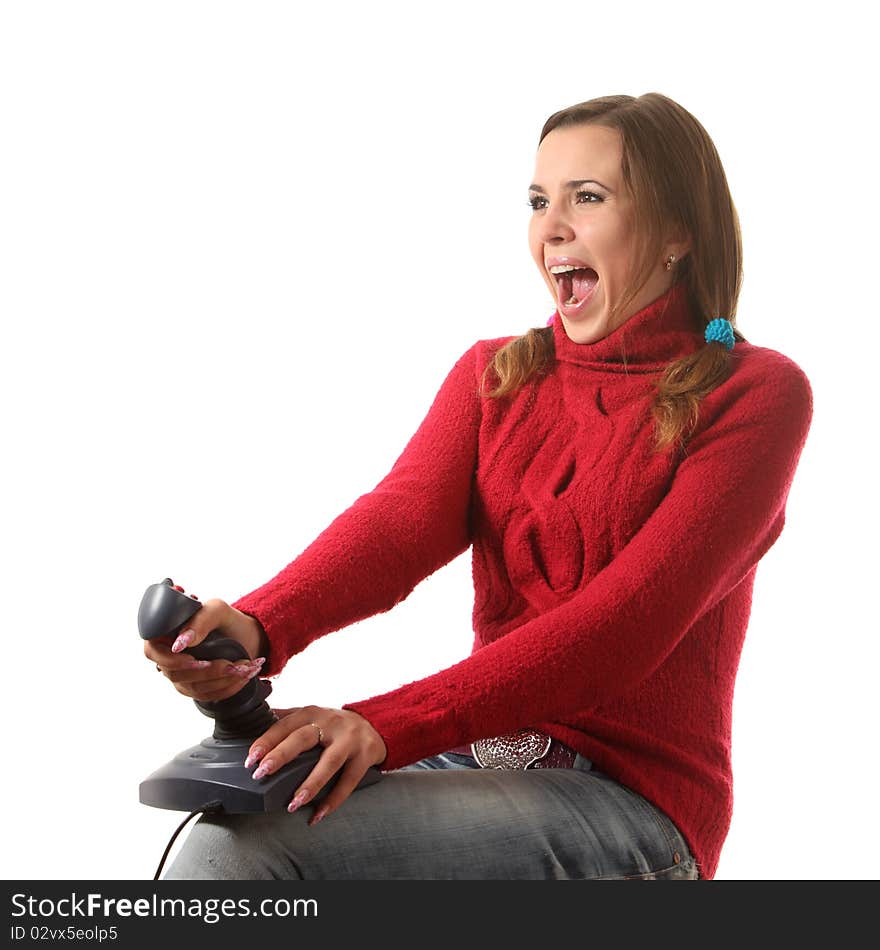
[138,577,248,661]
[138,577,275,739]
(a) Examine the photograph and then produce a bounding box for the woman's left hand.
[244,705,388,825]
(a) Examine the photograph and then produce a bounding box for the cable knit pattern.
[231,281,813,880]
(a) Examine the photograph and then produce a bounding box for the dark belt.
[450,729,578,770]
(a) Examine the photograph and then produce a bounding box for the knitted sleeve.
[229,344,482,677]
[343,352,814,770]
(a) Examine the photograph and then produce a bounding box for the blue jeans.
[163,751,699,880]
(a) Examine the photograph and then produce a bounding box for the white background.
[1,0,876,881]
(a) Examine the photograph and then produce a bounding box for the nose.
[534,200,575,245]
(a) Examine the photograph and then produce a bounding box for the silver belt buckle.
[471,729,553,770]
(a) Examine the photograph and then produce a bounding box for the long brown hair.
[481,93,746,454]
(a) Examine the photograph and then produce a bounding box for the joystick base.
[140,736,382,814]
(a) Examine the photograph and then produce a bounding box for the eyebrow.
[528,178,612,194]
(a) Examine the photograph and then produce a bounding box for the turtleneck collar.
[550,280,703,373]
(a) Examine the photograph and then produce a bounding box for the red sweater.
[232,281,813,880]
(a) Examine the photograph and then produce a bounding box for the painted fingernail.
[230,657,266,676]
[287,788,311,813]
[244,747,265,769]
[252,760,273,780]
[187,660,211,669]
[309,806,328,826]
[171,629,193,653]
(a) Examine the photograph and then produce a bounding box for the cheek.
[599,224,637,272]
[528,229,544,268]
[527,221,539,252]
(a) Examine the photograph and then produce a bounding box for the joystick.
[138,578,382,814]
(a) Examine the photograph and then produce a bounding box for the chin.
[563,320,611,346]
[563,289,608,329]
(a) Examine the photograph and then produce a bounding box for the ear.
[664,230,692,265]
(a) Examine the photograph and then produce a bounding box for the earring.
[665,255,676,271]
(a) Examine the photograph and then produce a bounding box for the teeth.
[549,264,581,274]
[566,295,578,305]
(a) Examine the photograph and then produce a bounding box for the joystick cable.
[152,800,223,881]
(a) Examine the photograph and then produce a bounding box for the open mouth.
[552,266,599,314]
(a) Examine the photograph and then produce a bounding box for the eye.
[527,190,604,211]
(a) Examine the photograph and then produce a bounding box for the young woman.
[147,92,813,880]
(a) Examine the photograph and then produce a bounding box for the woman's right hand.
[144,598,271,703]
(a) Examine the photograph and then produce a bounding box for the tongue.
[558,268,599,304]
[570,268,598,303]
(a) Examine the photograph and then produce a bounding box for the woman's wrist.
[236,609,271,662]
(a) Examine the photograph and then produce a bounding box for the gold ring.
[310,721,324,744]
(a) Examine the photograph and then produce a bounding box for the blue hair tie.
[705,317,735,350]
